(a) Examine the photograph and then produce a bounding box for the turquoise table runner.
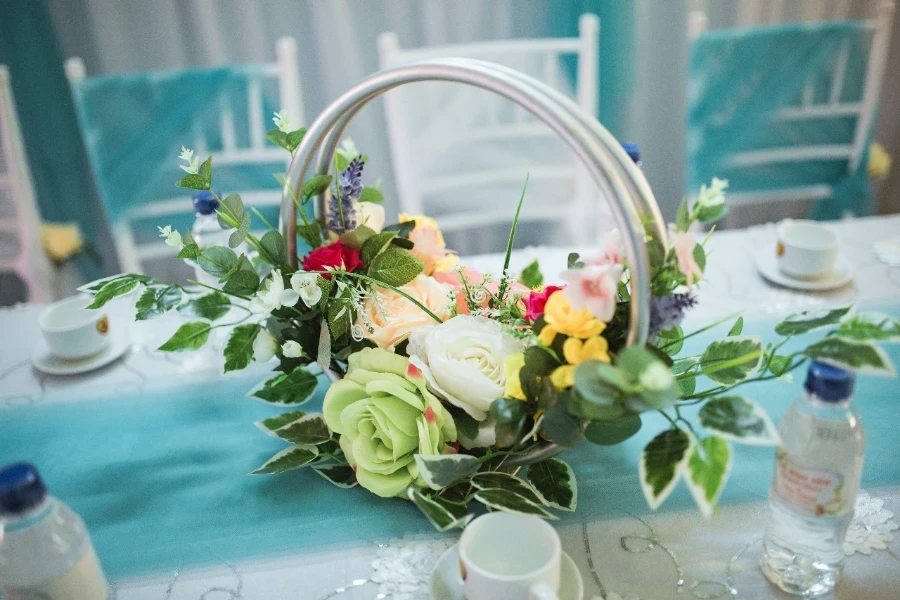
[2,307,899,578]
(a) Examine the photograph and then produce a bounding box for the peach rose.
[399,213,458,275]
[359,274,453,350]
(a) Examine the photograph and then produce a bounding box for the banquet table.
[1,215,899,600]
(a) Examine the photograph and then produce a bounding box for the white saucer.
[32,332,130,376]
[431,544,584,600]
[755,253,853,292]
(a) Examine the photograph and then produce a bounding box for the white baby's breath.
[697,177,729,208]
[157,225,182,248]
[273,110,292,133]
[178,146,200,174]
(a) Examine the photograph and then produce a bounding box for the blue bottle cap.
[804,361,854,402]
[193,190,220,215]
[0,463,47,515]
[621,143,640,164]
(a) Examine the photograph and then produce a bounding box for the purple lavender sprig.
[649,292,698,338]
[327,157,364,233]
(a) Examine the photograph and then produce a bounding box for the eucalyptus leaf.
[526,458,577,511]
[250,445,319,474]
[198,156,212,184]
[260,231,288,266]
[266,128,289,151]
[489,398,526,424]
[229,212,251,248]
[158,322,212,352]
[584,413,642,445]
[286,128,307,151]
[177,243,201,260]
[301,174,333,199]
[135,285,182,321]
[217,193,245,230]
[639,428,692,510]
[414,454,480,490]
[197,246,237,280]
[223,324,261,372]
[698,395,780,445]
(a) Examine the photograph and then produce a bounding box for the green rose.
[323,347,457,497]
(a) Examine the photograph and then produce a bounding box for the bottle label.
[773,448,846,516]
[1,547,108,600]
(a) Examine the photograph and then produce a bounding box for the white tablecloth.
[2,215,900,599]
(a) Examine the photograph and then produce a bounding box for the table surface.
[2,215,899,600]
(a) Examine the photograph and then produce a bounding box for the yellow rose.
[398,213,459,275]
[538,292,605,345]
[503,352,526,400]
[41,223,84,263]
[550,336,611,389]
[869,142,892,180]
[359,274,453,350]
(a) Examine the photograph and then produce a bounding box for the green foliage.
[223,324,261,372]
[640,428,692,509]
[699,336,763,384]
[360,231,398,265]
[685,436,731,516]
[519,260,544,289]
[222,259,261,296]
[158,322,212,352]
[197,247,237,280]
[367,248,424,287]
[414,454,480,490]
[217,193,245,231]
[255,410,307,436]
[259,231,288,267]
[526,458,577,511]
[836,312,900,342]
[358,186,384,204]
[178,292,231,321]
[474,488,554,519]
[313,465,357,489]
[408,488,472,531]
[698,395,779,445]
[301,174,333,199]
[567,252,584,269]
[274,414,332,445]
[250,445,319,474]
[727,316,744,337]
[297,221,323,249]
[135,285,182,321]
[774,306,853,336]
[804,337,895,375]
[248,368,320,406]
[675,198,690,232]
[584,413,642,445]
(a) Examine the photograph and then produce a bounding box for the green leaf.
[360,231,398,266]
[79,273,151,295]
[274,413,332,445]
[640,428,692,509]
[658,325,684,356]
[698,395,779,445]
[695,202,727,224]
[470,472,543,505]
[675,198,690,232]
[176,173,208,190]
[473,488,555,519]
[836,312,900,342]
[584,413,642,445]
[248,368,320,406]
[217,193,245,230]
[383,220,416,238]
[334,152,349,172]
[158,322,212,352]
[541,391,585,446]
[519,260,544,289]
[266,128,289,151]
[685,436,732,517]
[255,410,307,436]
[313,465,357,488]
[86,275,146,309]
[727,316,744,337]
[198,156,212,184]
[414,454,480,490]
[526,458,577,511]
[178,291,231,321]
[339,225,377,250]
[286,128,307,152]
[567,252,584,269]
[646,238,666,271]
[197,246,237,280]
[767,354,793,377]
[700,336,763,384]
[447,406,479,441]
[327,298,352,340]
[489,398,527,424]
[222,265,260,296]
[177,243,201,260]
[358,186,384,204]
[250,445,319,474]
[301,174,333,199]
[678,375,696,397]
[223,324,261,372]
[229,212,251,248]
[692,243,706,272]
[804,337,895,376]
[135,285,182,321]
[260,231,287,266]
[297,221,323,249]
[408,488,472,531]
[774,306,854,336]
[368,248,424,287]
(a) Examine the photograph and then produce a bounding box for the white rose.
[253,329,278,362]
[408,315,523,421]
[282,340,303,358]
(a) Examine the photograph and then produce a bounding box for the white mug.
[459,513,561,600]
[776,220,839,280]
[39,296,111,360]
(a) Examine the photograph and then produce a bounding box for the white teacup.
[776,220,839,280]
[459,513,561,600]
[39,296,111,360]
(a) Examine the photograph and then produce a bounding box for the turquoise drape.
[0,0,109,278]
[688,21,876,219]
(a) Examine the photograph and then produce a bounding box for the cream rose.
[408,315,523,421]
[359,274,452,351]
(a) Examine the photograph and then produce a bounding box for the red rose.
[302,241,363,279]
[523,285,564,321]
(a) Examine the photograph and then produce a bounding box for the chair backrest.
[687,3,894,217]
[0,66,52,304]
[377,14,600,251]
[66,37,304,275]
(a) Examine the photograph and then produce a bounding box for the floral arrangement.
[83,112,898,529]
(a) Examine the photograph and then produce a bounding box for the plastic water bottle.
[760,361,865,596]
[0,463,109,600]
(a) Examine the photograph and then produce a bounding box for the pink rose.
[523,285,565,321]
[672,231,703,288]
[560,263,623,323]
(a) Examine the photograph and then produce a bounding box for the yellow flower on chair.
[550,336,611,390]
[538,291,606,346]
[41,223,84,263]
